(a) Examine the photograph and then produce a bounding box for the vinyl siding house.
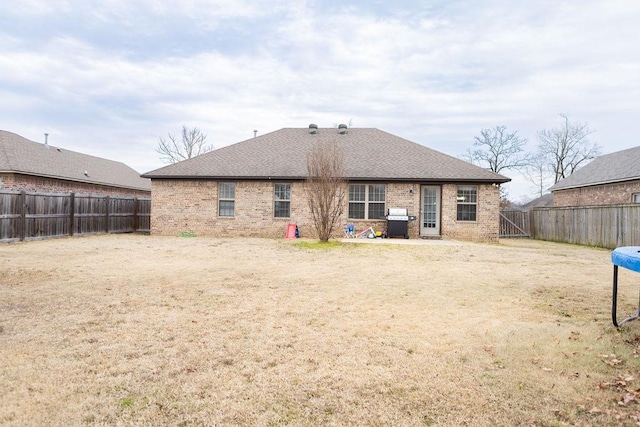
[143,126,510,242]
[550,146,640,207]
[0,130,151,197]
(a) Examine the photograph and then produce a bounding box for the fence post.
[133,197,139,232]
[105,196,110,233]
[19,190,26,241]
[69,192,75,237]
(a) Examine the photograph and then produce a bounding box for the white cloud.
[1,0,639,199]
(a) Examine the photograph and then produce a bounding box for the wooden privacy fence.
[499,209,530,238]
[532,204,640,249]
[0,190,150,243]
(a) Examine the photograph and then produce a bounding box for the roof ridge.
[3,130,134,167]
[550,144,640,191]
[143,127,510,183]
[0,130,150,191]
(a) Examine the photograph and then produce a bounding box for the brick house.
[549,146,640,206]
[142,126,510,242]
[522,193,553,209]
[0,130,151,197]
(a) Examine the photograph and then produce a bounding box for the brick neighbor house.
[0,130,151,197]
[549,146,640,206]
[142,126,510,242]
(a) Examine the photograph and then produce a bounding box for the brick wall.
[150,179,500,242]
[440,184,500,242]
[553,181,640,206]
[0,173,150,198]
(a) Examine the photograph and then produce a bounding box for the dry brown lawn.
[2,235,640,426]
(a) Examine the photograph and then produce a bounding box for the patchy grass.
[293,239,345,250]
[1,235,640,425]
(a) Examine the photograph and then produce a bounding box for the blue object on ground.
[611,246,640,327]
[612,246,640,272]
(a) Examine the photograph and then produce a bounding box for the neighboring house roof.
[142,127,510,183]
[549,146,640,192]
[0,130,151,192]
[521,193,554,209]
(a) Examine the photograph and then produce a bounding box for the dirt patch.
[1,235,640,425]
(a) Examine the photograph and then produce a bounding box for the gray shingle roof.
[0,130,151,192]
[521,193,554,208]
[549,146,640,191]
[143,127,510,183]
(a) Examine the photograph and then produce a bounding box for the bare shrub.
[306,139,346,242]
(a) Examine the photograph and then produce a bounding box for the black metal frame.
[387,219,409,239]
[612,265,640,327]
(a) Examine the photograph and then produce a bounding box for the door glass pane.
[423,188,437,228]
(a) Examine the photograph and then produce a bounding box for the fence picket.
[532,204,640,249]
[499,209,530,238]
[0,190,150,242]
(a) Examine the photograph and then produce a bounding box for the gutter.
[551,176,640,192]
[3,171,151,192]
[140,174,511,184]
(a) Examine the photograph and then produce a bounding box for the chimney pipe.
[44,133,49,148]
[253,130,258,138]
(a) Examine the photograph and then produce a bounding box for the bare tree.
[306,139,346,242]
[156,125,213,163]
[537,114,600,183]
[522,151,554,198]
[464,125,530,174]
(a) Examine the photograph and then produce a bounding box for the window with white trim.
[348,184,386,219]
[274,183,291,218]
[218,182,235,217]
[456,185,477,221]
[633,193,640,203]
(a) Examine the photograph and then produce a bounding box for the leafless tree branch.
[305,139,346,242]
[156,125,213,163]
[464,125,530,174]
[537,114,600,183]
[522,151,555,198]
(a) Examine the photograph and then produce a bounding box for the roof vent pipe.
[253,130,258,138]
[44,133,49,148]
[308,124,318,134]
[338,124,348,134]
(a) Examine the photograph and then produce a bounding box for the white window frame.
[274,183,291,218]
[218,182,235,217]
[348,184,386,220]
[456,185,478,221]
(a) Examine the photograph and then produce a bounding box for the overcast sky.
[1,0,639,202]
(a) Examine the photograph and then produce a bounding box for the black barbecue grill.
[385,208,416,239]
